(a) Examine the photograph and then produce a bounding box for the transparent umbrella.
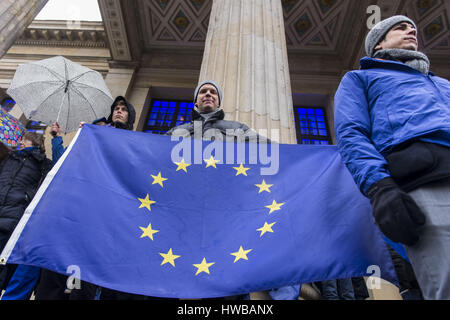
[7,56,113,133]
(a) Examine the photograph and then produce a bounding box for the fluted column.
[199,0,296,144]
[0,0,48,59]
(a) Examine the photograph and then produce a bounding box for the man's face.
[196,84,220,114]
[112,102,129,124]
[375,22,418,52]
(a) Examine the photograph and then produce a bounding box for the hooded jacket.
[105,96,136,131]
[51,96,137,164]
[334,57,450,194]
[0,147,52,251]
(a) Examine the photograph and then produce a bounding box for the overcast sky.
[35,0,102,21]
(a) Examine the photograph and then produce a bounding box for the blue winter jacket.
[335,57,450,195]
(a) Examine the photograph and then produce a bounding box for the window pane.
[145,99,193,133]
[294,106,329,145]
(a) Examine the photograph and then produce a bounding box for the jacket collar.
[359,56,435,76]
[12,147,46,162]
[191,108,225,122]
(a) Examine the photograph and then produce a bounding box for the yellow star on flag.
[159,248,181,267]
[265,200,285,214]
[151,172,168,187]
[233,163,250,176]
[204,156,220,169]
[255,180,273,193]
[139,223,159,240]
[174,159,191,173]
[138,194,156,212]
[193,258,215,276]
[257,222,276,237]
[230,246,253,263]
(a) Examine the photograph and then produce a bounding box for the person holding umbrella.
[49,96,136,164]
[0,132,52,299]
[34,95,145,300]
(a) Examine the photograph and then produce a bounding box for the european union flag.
[1,125,397,298]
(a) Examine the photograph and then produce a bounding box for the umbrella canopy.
[7,56,113,133]
[0,107,25,148]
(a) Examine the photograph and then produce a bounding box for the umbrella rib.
[31,64,65,82]
[69,85,101,120]
[70,70,95,83]
[27,84,65,117]
[9,80,63,91]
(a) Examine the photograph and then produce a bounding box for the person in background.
[0,132,52,300]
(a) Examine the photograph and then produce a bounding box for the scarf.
[374,49,430,75]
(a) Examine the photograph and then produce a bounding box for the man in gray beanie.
[334,15,450,299]
[167,80,266,143]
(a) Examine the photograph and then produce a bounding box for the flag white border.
[0,127,84,264]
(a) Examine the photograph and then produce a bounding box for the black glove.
[367,177,426,246]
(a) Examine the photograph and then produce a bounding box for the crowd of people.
[0,15,449,300]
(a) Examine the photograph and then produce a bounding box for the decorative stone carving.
[98,0,132,61]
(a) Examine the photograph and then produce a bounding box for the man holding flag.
[1,78,397,300]
[335,15,450,299]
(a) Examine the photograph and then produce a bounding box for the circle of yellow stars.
[136,156,285,276]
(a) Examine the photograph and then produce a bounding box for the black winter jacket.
[0,148,52,251]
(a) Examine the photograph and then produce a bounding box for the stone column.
[0,0,48,59]
[199,0,296,144]
[105,67,136,99]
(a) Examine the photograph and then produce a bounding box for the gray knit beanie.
[194,80,222,107]
[365,15,417,57]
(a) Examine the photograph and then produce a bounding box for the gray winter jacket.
[166,109,268,143]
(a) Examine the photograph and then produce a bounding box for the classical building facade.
[1,0,449,299]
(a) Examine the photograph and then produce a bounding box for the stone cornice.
[15,20,107,48]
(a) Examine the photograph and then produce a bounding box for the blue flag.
[1,124,397,298]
